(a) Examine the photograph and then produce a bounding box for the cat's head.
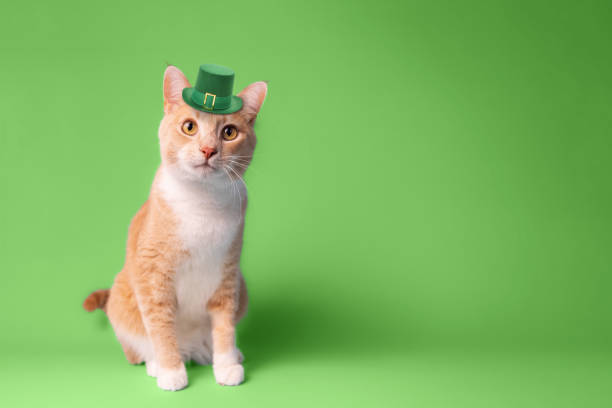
[158,66,267,184]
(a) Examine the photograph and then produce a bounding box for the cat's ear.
[163,66,190,113]
[238,81,268,124]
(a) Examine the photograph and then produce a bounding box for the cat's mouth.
[193,162,217,173]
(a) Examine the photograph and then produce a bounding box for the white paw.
[213,364,244,386]
[157,366,188,391]
[146,360,159,377]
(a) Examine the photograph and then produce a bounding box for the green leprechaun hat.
[182,64,243,114]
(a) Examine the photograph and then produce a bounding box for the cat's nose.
[200,146,217,160]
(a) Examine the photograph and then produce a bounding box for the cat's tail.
[83,289,110,312]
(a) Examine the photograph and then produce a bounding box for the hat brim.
[182,88,243,114]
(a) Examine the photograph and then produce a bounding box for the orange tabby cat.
[83,66,267,391]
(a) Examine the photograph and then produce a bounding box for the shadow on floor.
[234,285,395,377]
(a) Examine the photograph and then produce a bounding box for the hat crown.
[182,63,243,114]
[195,64,235,97]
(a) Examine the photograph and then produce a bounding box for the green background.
[1,0,611,406]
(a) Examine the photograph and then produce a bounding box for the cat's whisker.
[226,164,245,186]
[226,158,249,165]
[226,165,247,202]
[224,164,244,207]
[223,159,258,178]
[220,167,232,197]
[222,166,240,209]
[230,174,241,208]
[228,162,250,168]
[227,159,250,167]
[227,158,251,165]
[226,160,250,170]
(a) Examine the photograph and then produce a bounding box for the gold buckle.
[203,92,216,110]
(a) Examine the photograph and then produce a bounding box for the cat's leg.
[207,270,244,386]
[236,272,249,322]
[120,341,143,365]
[209,310,243,385]
[146,359,159,377]
[235,273,248,364]
[118,334,157,376]
[133,267,187,391]
[106,272,152,369]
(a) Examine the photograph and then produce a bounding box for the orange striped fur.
[83,66,266,391]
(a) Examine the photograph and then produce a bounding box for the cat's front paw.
[213,364,244,386]
[157,365,188,391]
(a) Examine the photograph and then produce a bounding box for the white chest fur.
[158,168,243,352]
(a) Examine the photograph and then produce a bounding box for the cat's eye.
[181,120,198,136]
[222,125,238,141]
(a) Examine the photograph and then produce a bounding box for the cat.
[83,65,267,391]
